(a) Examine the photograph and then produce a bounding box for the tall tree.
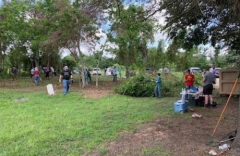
[108,5,154,78]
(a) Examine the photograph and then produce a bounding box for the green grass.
[0,88,176,156]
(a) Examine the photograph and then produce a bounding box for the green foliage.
[161,73,184,96]
[61,56,77,69]
[109,5,154,69]
[193,74,204,87]
[147,40,166,69]
[114,75,155,97]
[115,73,184,97]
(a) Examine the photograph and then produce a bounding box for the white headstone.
[47,84,55,95]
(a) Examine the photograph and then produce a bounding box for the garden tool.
[207,73,240,146]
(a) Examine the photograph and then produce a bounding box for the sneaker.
[204,104,210,108]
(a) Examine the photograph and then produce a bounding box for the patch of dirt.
[0,78,119,97]
[73,81,118,99]
[88,98,239,156]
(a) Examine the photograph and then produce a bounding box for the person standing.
[203,67,215,108]
[33,67,40,86]
[104,67,107,76]
[59,66,73,95]
[44,66,50,79]
[11,67,18,80]
[87,68,91,82]
[112,66,117,82]
[31,68,34,78]
[84,68,89,86]
[155,73,162,98]
[184,69,195,90]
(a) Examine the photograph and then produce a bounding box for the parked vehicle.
[189,67,202,74]
[145,68,153,74]
[92,68,101,75]
[158,68,170,73]
[73,69,81,74]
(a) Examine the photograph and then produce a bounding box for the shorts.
[203,84,213,95]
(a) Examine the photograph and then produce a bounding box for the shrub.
[114,75,155,97]
[161,73,184,96]
[114,73,185,97]
[194,74,204,87]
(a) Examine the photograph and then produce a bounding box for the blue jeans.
[34,76,39,84]
[155,84,161,98]
[62,79,70,94]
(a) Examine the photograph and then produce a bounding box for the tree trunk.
[126,66,130,79]
[79,51,85,88]
[96,60,100,88]
[75,37,85,88]
[96,71,99,87]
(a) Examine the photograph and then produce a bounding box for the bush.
[115,73,185,97]
[194,74,204,87]
[114,75,155,97]
[161,73,184,96]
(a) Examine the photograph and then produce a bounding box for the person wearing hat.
[59,66,73,95]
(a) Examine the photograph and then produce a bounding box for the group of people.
[184,66,217,108]
[154,66,218,106]
[31,66,56,80]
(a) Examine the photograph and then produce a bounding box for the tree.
[108,5,154,78]
[48,0,105,87]
[147,40,166,70]
[61,56,77,70]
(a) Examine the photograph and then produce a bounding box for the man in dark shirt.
[203,67,215,108]
[12,67,18,80]
[59,66,73,95]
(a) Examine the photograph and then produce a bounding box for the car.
[92,68,101,75]
[73,69,81,74]
[145,68,153,74]
[189,67,202,74]
[158,68,170,73]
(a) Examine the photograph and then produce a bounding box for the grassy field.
[0,87,176,156]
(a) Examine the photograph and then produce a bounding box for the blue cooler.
[174,100,188,113]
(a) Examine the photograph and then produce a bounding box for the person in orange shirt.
[185,69,195,90]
